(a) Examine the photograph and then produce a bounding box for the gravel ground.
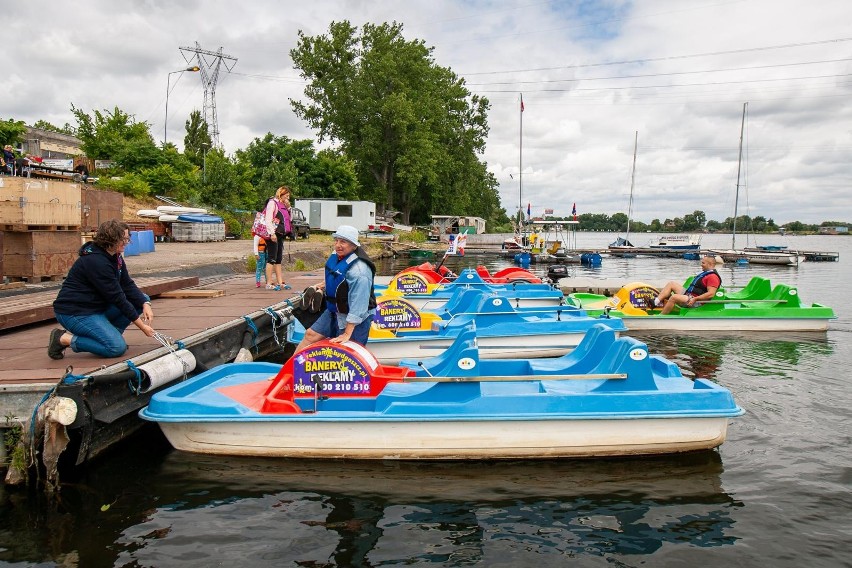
[123,238,330,276]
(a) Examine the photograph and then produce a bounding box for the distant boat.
[648,234,701,251]
[706,103,802,267]
[609,131,638,252]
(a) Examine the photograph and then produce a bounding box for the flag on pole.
[446,230,468,256]
[527,203,531,219]
[520,94,524,112]
[572,202,577,220]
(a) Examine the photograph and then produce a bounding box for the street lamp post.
[201,142,209,183]
[164,66,200,145]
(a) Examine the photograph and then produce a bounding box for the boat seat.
[725,277,771,300]
[766,284,801,307]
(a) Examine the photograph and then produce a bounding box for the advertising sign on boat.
[292,343,378,396]
[394,273,429,294]
[374,298,422,330]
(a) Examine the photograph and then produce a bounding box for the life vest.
[685,269,721,296]
[324,248,377,314]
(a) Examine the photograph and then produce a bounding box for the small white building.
[294,199,376,232]
[430,215,487,236]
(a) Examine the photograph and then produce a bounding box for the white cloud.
[4,0,851,224]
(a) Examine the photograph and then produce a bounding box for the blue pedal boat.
[289,292,627,364]
[140,324,743,459]
[375,268,565,309]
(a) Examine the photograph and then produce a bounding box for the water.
[1,233,850,567]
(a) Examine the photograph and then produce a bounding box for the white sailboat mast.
[733,102,747,250]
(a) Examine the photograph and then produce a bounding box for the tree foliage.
[290,20,499,224]
[0,118,27,148]
[31,120,76,136]
[71,105,161,170]
[236,133,359,206]
[183,110,211,169]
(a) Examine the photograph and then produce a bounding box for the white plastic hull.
[618,316,829,332]
[157,416,731,459]
[368,332,587,364]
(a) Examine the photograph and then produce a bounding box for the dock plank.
[0,276,199,330]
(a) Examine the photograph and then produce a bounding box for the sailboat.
[608,131,638,256]
[707,103,803,266]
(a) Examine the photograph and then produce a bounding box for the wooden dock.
[0,271,320,422]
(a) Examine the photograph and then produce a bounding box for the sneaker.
[265,284,276,290]
[48,328,67,360]
[273,285,281,291]
[282,284,292,290]
[654,297,663,307]
[256,281,261,288]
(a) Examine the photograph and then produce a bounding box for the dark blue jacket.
[53,242,148,322]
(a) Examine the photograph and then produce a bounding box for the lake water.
[1,232,850,567]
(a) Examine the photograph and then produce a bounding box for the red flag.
[520,95,524,112]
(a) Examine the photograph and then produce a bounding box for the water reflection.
[0,441,742,566]
[0,437,749,567]
[636,331,833,381]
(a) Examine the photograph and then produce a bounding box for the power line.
[461,36,852,76]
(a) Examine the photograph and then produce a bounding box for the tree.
[290,21,492,224]
[236,133,359,204]
[32,120,76,136]
[71,105,160,170]
[0,118,27,148]
[184,110,211,168]
[200,149,255,210]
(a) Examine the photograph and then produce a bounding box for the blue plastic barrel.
[138,230,155,253]
[124,231,141,256]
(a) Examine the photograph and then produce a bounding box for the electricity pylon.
[179,42,238,147]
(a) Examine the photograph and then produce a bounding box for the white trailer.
[294,199,376,232]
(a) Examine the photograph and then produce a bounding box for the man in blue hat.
[295,225,376,350]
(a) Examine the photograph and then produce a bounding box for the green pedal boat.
[567,276,835,332]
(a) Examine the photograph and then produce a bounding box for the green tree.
[0,118,27,148]
[290,20,492,224]
[71,105,160,170]
[236,133,359,202]
[32,120,76,136]
[200,149,255,210]
[183,110,211,168]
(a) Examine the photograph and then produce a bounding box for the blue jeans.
[310,310,374,346]
[56,304,141,358]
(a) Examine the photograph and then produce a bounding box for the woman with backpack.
[262,185,293,291]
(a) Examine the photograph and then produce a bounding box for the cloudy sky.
[4,0,850,224]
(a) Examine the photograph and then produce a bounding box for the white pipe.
[138,349,197,393]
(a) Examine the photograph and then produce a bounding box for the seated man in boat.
[295,225,376,350]
[654,255,722,314]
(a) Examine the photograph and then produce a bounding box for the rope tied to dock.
[125,360,143,395]
[243,315,260,352]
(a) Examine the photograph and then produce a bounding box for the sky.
[3,0,851,225]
